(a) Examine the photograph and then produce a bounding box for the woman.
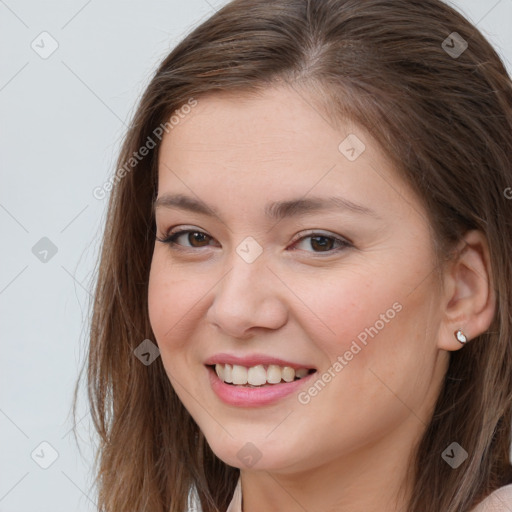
[76,0,512,510]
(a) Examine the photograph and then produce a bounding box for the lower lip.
[207,366,317,407]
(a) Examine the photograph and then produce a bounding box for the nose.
[206,254,288,339]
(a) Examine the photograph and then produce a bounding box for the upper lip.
[204,353,316,370]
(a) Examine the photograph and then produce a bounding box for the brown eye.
[186,231,211,247]
[156,229,217,249]
[310,235,335,252]
[291,232,352,254]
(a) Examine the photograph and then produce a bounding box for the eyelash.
[156,227,353,256]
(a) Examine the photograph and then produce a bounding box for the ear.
[437,230,496,351]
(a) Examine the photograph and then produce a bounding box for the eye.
[156,228,218,250]
[290,231,352,254]
[156,227,352,256]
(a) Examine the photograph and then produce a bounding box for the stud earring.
[454,329,467,344]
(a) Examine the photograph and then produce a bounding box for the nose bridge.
[207,243,287,336]
[225,257,262,301]
[222,235,271,297]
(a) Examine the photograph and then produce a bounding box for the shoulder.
[471,484,512,511]
[226,476,242,512]
[187,483,202,512]
[187,477,242,512]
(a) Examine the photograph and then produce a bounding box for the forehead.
[156,86,417,222]
[160,87,365,163]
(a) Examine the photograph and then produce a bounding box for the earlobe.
[437,230,496,352]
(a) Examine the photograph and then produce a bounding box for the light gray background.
[1,1,511,510]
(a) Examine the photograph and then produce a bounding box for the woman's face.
[148,86,449,474]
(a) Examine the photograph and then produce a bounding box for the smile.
[212,363,315,387]
[206,364,318,407]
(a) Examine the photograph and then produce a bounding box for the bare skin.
[148,86,495,512]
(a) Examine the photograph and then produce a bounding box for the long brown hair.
[73,0,512,510]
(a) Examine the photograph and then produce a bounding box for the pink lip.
[204,353,315,370]
[206,365,317,407]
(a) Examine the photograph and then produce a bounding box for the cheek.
[148,254,200,355]
[148,256,206,402]
[290,273,440,453]
[295,258,441,396]
[291,267,405,360]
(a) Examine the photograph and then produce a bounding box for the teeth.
[247,365,267,386]
[224,364,233,383]
[295,368,309,378]
[213,363,312,386]
[267,364,282,384]
[232,365,248,385]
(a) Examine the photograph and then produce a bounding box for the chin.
[204,434,299,472]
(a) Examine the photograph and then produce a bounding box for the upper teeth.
[215,363,310,386]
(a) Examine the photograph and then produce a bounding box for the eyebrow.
[153,193,380,220]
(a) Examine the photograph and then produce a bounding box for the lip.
[204,353,316,371]
[206,365,317,407]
